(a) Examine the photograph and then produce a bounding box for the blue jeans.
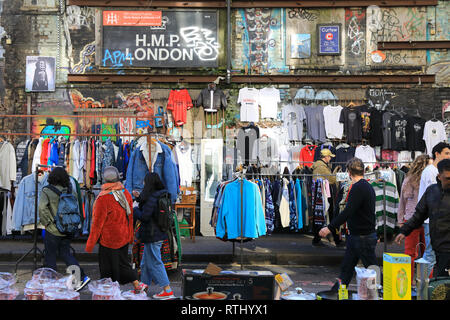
[43,231,86,279]
[337,233,378,288]
[140,241,170,288]
[423,223,436,276]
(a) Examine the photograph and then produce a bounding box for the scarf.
[98,182,131,216]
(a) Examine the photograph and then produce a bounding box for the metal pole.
[240,178,244,270]
[33,165,39,270]
[383,180,387,253]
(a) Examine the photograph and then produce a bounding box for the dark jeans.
[98,244,138,285]
[434,251,450,277]
[332,233,377,290]
[43,231,86,279]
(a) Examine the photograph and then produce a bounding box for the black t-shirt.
[339,107,362,144]
[390,114,408,151]
[369,109,384,147]
[406,116,426,152]
[357,105,371,140]
[333,146,356,171]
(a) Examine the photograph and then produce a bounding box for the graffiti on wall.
[366,7,426,65]
[66,5,95,30]
[234,8,288,74]
[345,9,366,60]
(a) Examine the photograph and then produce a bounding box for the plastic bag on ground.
[88,278,123,300]
[121,290,149,300]
[355,266,378,300]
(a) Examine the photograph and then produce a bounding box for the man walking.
[319,158,377,291]
[395,159,450,277]
[417,142,450,275]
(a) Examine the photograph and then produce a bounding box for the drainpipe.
[226,0,231,84]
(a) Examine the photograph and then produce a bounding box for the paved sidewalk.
[0,233,404,267]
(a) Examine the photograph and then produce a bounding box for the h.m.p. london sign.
[102,10,219,68]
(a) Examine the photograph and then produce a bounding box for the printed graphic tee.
[406,116,426,152]
[238,87,260,123]
[323,105,344,139]
[390,114,408,151]
[259,87,281,119]
[339,107,362,144]
[423,120,447,156]
[281,103,306,141]
[357,105,371,140]
[382,112,394,150]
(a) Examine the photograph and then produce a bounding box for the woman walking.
[86,166,147,293]
[132,172,175,300]
[398,154,430,282]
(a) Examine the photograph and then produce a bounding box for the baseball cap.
[321,149,335,157]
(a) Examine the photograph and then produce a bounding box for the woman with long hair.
[398,154,430,282]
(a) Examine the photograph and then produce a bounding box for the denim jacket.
[153,141,180,203]
[13,173,49,231]
[125,146,150,195]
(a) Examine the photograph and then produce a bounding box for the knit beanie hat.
[103,166,120,183]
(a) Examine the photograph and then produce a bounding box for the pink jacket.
[398,175,420,223]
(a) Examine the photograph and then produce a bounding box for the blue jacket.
[216,179,266,239]
[295,179,303,230]
[153,141,179,203]
[13,173,49,231]
[125,146,150,194]
[133,189,169,243]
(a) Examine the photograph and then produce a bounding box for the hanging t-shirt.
[390,114,408,151]
[357,105,371,140]
[304,105,327,143]
[251,135,279,166]
[175,142,194,187]
[369,109,384,147]
[423,120,447,156]
[334,145,355,171]
[382,112,394,150]
[166,89,193,126]
[406,116,426,152]
[238,87,260,123]
[323,105,344,139]
[339,107,362,144]
[281,103,306,141]
[259,87,280,119]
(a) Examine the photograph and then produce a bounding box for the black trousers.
[98,244,138,285]
[434,251,450,277]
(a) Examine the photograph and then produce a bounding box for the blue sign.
[317,24,341,55]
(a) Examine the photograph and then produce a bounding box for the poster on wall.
[102,10,219,68]
[291,34,311,59]
[25,56,56,92]
[317,24,341,55]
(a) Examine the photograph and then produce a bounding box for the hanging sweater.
[370,180,399,239]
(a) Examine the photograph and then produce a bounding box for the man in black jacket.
[395,159,450,277]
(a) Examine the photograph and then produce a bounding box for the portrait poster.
[25,56,56,92]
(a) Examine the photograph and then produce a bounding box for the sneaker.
[75,276,91,292]
[134,282,149,294]
[152,289,175,300]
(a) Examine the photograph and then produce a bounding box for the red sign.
[103,11,162,26]
[325,33,334,40]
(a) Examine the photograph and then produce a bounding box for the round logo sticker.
[325,33,333,41]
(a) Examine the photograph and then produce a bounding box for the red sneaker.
[134,282,149,294]
[152,289,175,300]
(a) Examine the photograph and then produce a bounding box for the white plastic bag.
[88,278,123,300]
[355,266,378,300]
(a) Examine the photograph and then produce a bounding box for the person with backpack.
[86,166,148,293]
[132,172,175,300]
[38,167,91,292]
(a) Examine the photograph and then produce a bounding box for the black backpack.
[154,192,174,233]
[44,184,81,236]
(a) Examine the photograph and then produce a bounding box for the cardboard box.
[383,253,411,300]
[182,269,275,300]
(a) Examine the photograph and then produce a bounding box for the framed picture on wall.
[25,56,56,92]
[317,24,341,56]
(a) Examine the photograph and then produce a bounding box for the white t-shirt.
[355,145,377,171]
[418,164,438,224]
[423,120,447,156]
[259,87,280,119]
[175,143,194,187]
[238,87,260,123]
[323,105,344,139]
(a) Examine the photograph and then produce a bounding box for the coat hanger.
[347,100,356,108]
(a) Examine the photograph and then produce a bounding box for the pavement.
[1,233,404,267]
